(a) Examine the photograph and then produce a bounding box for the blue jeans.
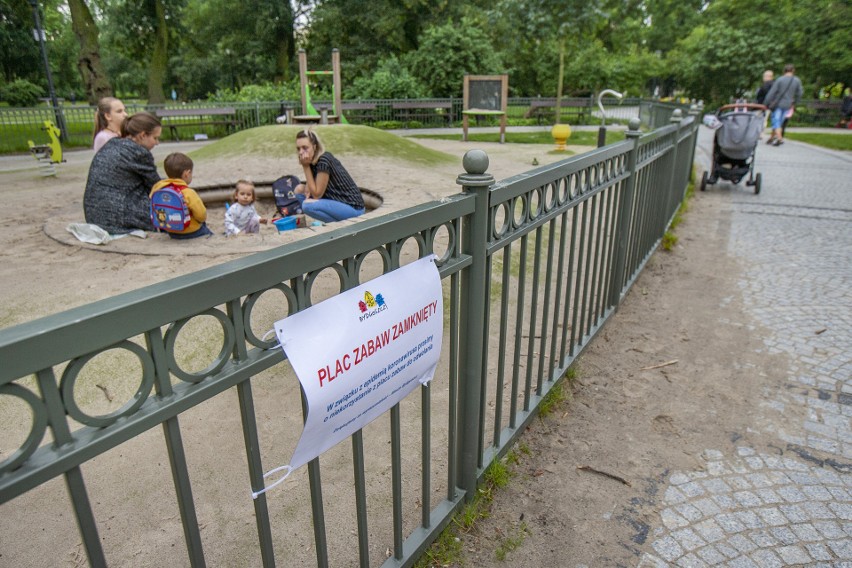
[298,195,364,223]
[169,223,213,239]
[771,107,788,130]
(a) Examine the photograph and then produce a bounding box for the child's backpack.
[150,183,190,233]
[272,175,303,217]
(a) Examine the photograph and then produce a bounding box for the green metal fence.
[1,97,640,153]
[0,105,700,567]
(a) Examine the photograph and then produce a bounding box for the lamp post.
[29,0,67,141]
[596,89,623,147]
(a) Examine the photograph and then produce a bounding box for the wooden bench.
[341,102,379,124]
[524,99,590,124]
[392,101,452,127]
[156,107,237,140]
[804,100,842,125]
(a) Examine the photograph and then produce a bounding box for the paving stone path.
[639,129,852,567]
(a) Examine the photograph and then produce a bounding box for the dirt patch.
[0,135,580,324]
[1,132,778,567]
[0,132,593,567]
[458,191,790,566]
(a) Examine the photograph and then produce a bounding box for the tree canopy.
[1,0,848,107]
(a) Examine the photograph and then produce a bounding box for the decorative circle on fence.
[243,285,297,349]
[543,181,558,212]
[492,202,511,239]
[164,309,235,382]
[393,234,427,267]
[355,248,391,284]
[556,177,568,205]
[0,384,49,474]
[568,173,579,200]
[529,187,543,220]
[305,263,348,306]
[512,195,528,229]
[428,222,456,264]
[60,341,155,427]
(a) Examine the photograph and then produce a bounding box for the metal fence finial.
[456,149,494,190]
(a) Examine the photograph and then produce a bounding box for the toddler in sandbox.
[224,180,268,236]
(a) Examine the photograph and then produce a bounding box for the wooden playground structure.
[293,49,345,125]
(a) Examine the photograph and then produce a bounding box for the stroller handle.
[718,103,767,113]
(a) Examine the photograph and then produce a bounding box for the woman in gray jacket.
[763,64,803,146]
[84,112,162,233]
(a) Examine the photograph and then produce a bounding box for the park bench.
[803,100,842,125]
[524,98,590,125]
[392,101,452,127]
[156,107,237,140]
[341,102,379,124]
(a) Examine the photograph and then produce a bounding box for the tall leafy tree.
[0,0,41,84]
[175,0,301,98]
[667,21,776,104]
[787,0,851,96]
[101,0,183,103]
[67,0,112,103]
[405,20,502,97]
[489,0,605,116]
[304,0,476,85]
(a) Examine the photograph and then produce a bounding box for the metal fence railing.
[4,95,840,154]
[1,97,648,153]
[0,104,701,567]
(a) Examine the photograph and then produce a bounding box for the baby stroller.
[701,103,765,194]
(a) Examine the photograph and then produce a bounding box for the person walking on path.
[755,69,774,105]
[763,63,803,146]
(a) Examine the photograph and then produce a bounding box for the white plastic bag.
[66,223,146,244]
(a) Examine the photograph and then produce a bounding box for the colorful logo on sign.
[358,290,387,321]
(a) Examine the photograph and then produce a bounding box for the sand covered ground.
[0,125,589,327]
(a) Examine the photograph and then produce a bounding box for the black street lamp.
[29,0,67,141]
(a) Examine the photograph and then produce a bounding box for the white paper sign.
[253,255,443,498]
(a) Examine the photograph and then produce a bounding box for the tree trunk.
[67,0,112,104]
[147,0,168,105]
[274,6,296,82]
[555,38,565,124]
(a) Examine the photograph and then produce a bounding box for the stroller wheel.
[754,173,761,195]
[700,171,708,192]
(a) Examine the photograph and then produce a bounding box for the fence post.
[608,118,642,309]
[665,109,683,224]
[684,104,702,197]
[456,149,493,501]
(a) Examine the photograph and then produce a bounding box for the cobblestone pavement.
[638,129,852,566]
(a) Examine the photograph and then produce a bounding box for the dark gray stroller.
[701,103,766,194]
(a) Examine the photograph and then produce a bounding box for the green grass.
[494,522,529,561]
[190,124,457,167]
[784,132,852,151]
[0,118,93,153]
[414,458,514,568]
[415,367,579,567]
[538,383,566,419]
[661,231,678,251]
[412,130,625,146]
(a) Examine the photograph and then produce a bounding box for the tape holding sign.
[253,255,443,498]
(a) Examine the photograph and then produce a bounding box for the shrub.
[209,80,301,103]
[373,121,403,130]
[1,79,44,107]
[347,55,426,99]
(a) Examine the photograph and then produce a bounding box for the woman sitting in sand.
[83,112,162,234]
[295,129,365,223]
[92,97,127,153]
